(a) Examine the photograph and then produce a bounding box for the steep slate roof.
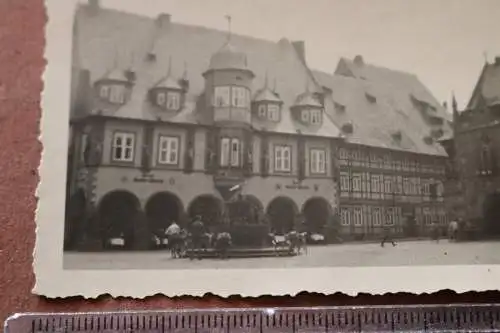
[466,59,500,110]
[72,4,341,139]
[313,57,452,156]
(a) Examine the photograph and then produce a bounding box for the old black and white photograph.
[36,0,500,297]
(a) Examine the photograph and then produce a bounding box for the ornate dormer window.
[95,68,132,105]
[253,74,283,122]
[292,85,324,126]
[150,58,185,112]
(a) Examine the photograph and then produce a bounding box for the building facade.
[65,2,342,250]
[448,56,500,236]
[65,1,451,250]
[314,57,451,240]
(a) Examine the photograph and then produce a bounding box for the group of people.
[162,216,233,259]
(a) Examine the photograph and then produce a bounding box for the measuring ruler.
[5,305,500,333]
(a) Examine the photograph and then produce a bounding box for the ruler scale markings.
[8,306,500,333]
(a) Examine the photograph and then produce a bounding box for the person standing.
[381,224,396,247]
[190,215,205,259]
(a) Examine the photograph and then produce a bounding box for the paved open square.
[63,240,500,270]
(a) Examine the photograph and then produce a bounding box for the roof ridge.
[343,57,418,78]
[77,3,283,48]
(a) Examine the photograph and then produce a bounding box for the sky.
[92,0,500,110]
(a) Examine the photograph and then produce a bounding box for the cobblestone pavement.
[63,240,500,270]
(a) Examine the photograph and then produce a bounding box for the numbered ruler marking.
[5,305,500,333]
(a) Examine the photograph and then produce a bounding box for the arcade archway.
[483,192,500,235]
[98,190,141,249]
[187,195,223,229]
[266,196,298,234]
[145,192,184,238]
[302,197,331,233]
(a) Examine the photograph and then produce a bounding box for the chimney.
[353,55,364,66]
[87,0,99,15]
[292,41,306,62]
[156,13,172,28]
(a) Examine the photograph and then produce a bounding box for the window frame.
[111,131,136,163]
[340,207,350,226]
[219,137,242,168]
[267,103,280,121]
[157,135,180,166]
[109,85,126,104]
[352,172,362,192]
[166,91,181,111]
[373,207,382,226]
[301,109,310,123]
[230,138,241,167]
[156,91,166,107]
[310,109,322,124]
[353,206,363,226]
[213,85,250,108]
[340,172,350,192]
[220,137,231,167]
[213,86,231,107]
[274,145,292,173]
[310,148,326,175]
[257,104,267,118]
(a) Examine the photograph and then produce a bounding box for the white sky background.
[94,0,500,110]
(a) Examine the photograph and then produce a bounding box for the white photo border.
[34,0,500,298]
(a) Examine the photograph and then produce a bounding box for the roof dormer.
[291,85,324,126]
[253,74,283,122]
[94,68,133,105]
[149,57,185,112]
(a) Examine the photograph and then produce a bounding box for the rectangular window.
[112,132,135,162]
[371,175,380,193]
[258,104,267,117]
[423,180,430,195]
[310,149,326,174]
[275,145,291,172]
[166,91,180,110]
[339,148,348,160]
[158,136,179,165]
[109,86,125,104]
[220,138,230,166]
[214,86,230,107]
[352,173,362,192]
[385,207,394,225]
[353,207,363,226]
[340,172,350,191]
[340,207,350,226]
[267,104,280,121]
[301,110,310,123]
[99,85,110,99]
[373,207,382,226]
[230,138,240,167]
[396,176,403,194]
[231,86,248,108]
[403,177,410,194]
[384,177,392,194]
[310,109,322,124]
[156,92,166,106]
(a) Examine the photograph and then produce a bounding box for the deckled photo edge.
[33,0,500,298]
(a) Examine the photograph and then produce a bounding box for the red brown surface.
[0,0,498,328]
